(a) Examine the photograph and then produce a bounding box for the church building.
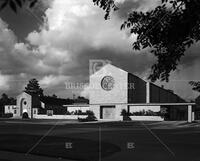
[89,64,195,122]
[5,63,195,122]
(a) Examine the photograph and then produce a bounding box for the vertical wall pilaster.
[146,82,150,103]
[188,105,192,123]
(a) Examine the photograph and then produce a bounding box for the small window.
[33,109,37,114]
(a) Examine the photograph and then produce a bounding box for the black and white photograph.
[0,0,200,161]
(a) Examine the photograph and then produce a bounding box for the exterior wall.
[167,105,188,120]
[195,105,200,120]
[130,116,164,121]
[4,105,18,117]
[89,64,128,120]
[67,106,90,113]
[128,74,146,103]
[90,105,100,119]
[129,105,160,113]
[149,83,185,103]
[17,92,32,118]
[90,64,128,104]
[115,104,127,120]
[32,95,42,108]
[34,115,87,119]
[149,83,160,103]
[32,108,38,118]
[90,104,126,121]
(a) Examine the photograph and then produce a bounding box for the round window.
[23,101,27,105]
[101,76,115,91]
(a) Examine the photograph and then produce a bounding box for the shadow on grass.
[0,134,120,161]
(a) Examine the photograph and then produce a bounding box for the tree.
[0,94,9,114]
[24,78,43,96]
[1,0,200,82]
[9,97,16,105]
[189,81,200,105]
[189,81,200,93]
[52,94,57,98]
[0,93,16,105]
[0,0,38,13]
[93,0,200,82]
[0,93,16,116]
[0,94,7,116]
[1,93,9,103]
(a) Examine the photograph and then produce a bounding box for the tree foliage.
[0,93,16,105]
[0,0,38,13]
[189,81,200,93]
[24,78,43,96]
[93,0,200,82]
[92,0,118,19]
[0,93,16,116]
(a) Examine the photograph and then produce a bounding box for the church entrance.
[100,106,116,119]
[22,112,29,119]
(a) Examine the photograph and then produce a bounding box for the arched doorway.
[22,112,29,119]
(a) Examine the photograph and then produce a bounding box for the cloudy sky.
[0,0,199,100]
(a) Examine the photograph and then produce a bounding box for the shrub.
[134,110,146,116]
[146,110,157,116]
[131,110,165,117]
[120,109,129,116]
[86,110,95,116]
[38,108,46,115]
[74,110,87,115]
[65,110,71,115]
[120,109,131,121]
[2,113,13,118]
[86,111,97,121]
[78,111,97,122]
[123,115,132,121]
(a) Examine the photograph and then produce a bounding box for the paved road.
[0,150,74,161]
[0,120,200,161]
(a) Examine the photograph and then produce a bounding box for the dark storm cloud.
[180,43,200,67]
[115,0,160,19]
[60,46,155,81]
[116,0,140,19]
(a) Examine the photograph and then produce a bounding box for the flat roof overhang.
[63,104,89,107]
[64,103,195,107]
[89,103,196,106]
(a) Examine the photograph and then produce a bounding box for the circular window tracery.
[101,76,115,91]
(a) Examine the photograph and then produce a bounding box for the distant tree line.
[0,78,89,116]
[0,93,16,116]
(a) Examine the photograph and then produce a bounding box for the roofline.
[95,103,195,106]
[91,64,127,77]
[64,103,195,106]
[4,105,17,106]
[63,104,89,107]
